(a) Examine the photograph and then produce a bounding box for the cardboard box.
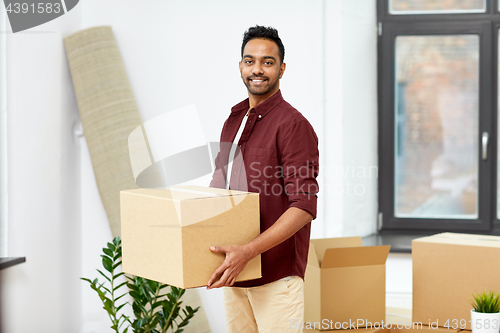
[413,233,500,330]
[304,237,390,330]
[120,185,261,289]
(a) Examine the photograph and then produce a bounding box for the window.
[390,0,486,14]
[378,0,500,232]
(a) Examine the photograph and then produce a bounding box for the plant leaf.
[112,261,122,270]
[114,281,128,291]
[103,247,114,257]
[152,301,163,310]
[115,293,127,302]
[107,242,116,252]
[96,269,111,283]
[116,302,127,312]
[102,256,113,273]
[103,298,113,313]
[471,291,500,313]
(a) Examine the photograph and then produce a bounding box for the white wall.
[323,0,379,237]
[0,1,382,332]
[0,5,83,333]
[387,254,413,294]
[386,253,413,309]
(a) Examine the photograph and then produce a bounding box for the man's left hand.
[206,244,253,290]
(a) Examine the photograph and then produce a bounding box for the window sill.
[0,257,26,270]
[362,232,435,253]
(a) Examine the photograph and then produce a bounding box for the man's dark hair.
[241,25,285,64]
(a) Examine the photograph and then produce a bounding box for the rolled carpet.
[64,26,142,237]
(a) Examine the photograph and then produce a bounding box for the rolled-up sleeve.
[279,119,319,219]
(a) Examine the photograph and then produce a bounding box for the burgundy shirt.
[210,90,319,287]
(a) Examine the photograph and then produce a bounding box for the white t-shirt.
[226,112,249,189]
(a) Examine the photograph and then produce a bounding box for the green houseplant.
[81,237,199,333]
[471,292,500,313]
[470,291,500,333]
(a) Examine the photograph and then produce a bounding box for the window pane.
[395,35,479,219]
[390,0,486,14]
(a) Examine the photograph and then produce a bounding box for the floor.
[386,293,412,326]
[387,293,412,309]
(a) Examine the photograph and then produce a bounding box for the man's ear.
[239,61,242,76]
[279,62,286,79]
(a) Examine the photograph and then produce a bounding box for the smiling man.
[208,25,319,333]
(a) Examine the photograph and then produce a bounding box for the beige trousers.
[223,276,304,333]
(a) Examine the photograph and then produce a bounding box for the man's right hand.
[206,244,254,289]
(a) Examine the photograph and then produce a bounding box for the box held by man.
[120,185,261,289]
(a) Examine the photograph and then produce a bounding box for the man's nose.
[252,63,264,75]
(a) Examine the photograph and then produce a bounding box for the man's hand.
[206,244,254,290]
[206,208,313,290]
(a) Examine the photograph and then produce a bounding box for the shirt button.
[258,115,262,118]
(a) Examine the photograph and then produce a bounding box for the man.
[208,25,319,333]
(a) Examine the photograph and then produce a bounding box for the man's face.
[239,38,286,98]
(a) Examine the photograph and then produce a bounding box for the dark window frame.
[377,0,500,234]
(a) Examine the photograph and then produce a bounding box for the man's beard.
[243,72,280,96]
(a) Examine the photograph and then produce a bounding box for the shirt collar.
[230,90,284,119]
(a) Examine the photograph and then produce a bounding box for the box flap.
[120,187,208,201]
[413,232,500,248]
[307,243,320,267]
[321,245,390,268]
[172,185,252,199]
[310,237,362,266]
[121,186,258,228]
[120,185,253,201]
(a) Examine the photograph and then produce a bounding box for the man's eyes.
[244,60,274,65]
